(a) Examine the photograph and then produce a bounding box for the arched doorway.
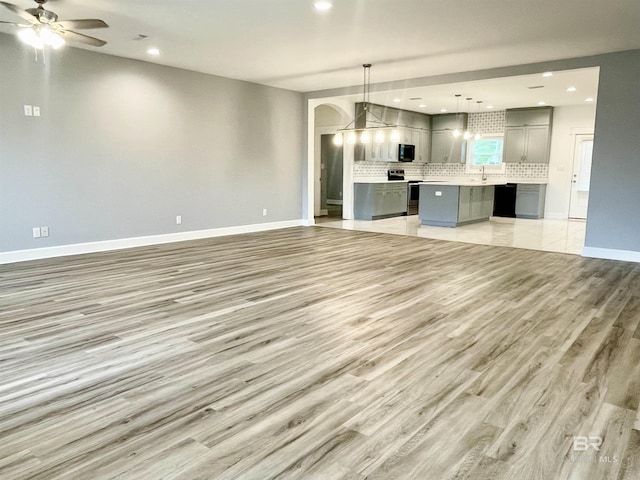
[311,103,352,220]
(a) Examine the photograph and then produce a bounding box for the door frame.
[569,133,594,219]
[309,100,354,222]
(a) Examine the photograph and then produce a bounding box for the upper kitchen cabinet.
[503,107,553,163]
[354,103,431,163]
[430,113,468,164]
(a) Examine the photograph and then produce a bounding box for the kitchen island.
[419,180,505,227]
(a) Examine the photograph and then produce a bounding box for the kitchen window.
[466,134,505,173]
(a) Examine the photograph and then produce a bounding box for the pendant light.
[452,94,462,138]
[333,64,407,147]
[473,101,483,141]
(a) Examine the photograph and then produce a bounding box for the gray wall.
[585,50,640,252]
[0,33,303,253]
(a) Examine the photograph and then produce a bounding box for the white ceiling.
[0,0,638,92]
[351,67,601,114]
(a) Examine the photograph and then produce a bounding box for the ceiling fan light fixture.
[18,27,44,49]
[314,1,332,12]
[40,27,65,49]
[17,26,64,49]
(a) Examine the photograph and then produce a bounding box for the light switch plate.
[33,106,41,117]
[32,227,41,238]
[24,105,33,116]
[41,226,49,237]
[435,191,443,197]
[176,215,182,225]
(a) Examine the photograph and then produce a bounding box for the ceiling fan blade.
[0,1,38,24]
[62,29,107,47]
[53,19,108,30]
[0,19,18,25]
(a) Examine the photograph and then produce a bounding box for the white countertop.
[419,180,507,187]
[354,179,409,184]
[354,177,548,185]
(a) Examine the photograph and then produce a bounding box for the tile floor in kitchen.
[315,215,587,255]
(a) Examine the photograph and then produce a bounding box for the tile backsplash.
[354,161,548,180]
[354,161,425,178]
[468,110,506,134]
[423,163,549,179]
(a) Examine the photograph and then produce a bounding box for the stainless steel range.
[387,168,405,181]
[387,168,419,215]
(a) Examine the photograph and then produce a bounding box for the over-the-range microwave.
[398,144,415,162]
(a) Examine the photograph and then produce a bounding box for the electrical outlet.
[24,105,33,116]
[262,208,267,216]
[176,215,182,225]
[33,106,41,117]
[32,227,41,238]
[41,226,49,237]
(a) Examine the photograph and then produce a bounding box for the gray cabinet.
[419,184,494,227]
[354,183,408,220]
[416,130,431,163]
[503,107,553,163]
[459,186,494,223]
[430,113,467,164]
[354,103,430,163]
[430,130,466,164]
[516,184,546,219]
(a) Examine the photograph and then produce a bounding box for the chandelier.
[333,64,402,146]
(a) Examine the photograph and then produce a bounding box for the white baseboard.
[582,246,640,263]
[0,220,305,265]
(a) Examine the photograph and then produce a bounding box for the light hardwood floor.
[1,226,639,479]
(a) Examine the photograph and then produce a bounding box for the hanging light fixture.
[452,95,482,141]
[473,101,483,140]
[17,25,65,50]
[452,94,463,138]
[333,64,410,147]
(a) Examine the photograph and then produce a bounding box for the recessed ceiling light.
[567,86,577,92]
[314,1,332,11]
[393,98,401,103]
[538,101,546,106]
[585,97,594,102]
[147,47,160,56]
[418,104,427,108]
[486,105,494,109]
[440,108,447,113]
[542,72,553,77]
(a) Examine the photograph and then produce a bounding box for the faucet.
[480,166,487,181]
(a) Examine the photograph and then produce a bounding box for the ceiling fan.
[0,0,108,49]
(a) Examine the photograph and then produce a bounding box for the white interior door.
[569,135,594,219]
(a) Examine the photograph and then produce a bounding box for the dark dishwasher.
[493,184,517,217]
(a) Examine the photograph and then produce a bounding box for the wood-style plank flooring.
[1,226,640,479]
